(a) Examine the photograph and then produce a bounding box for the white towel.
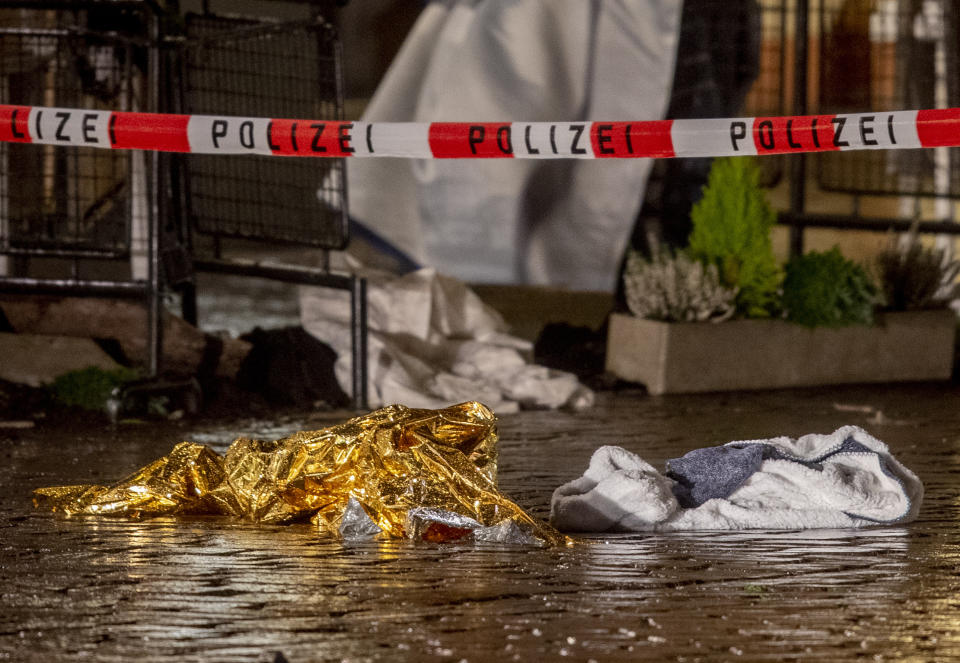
[550,426,923,532]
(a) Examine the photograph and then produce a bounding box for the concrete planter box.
[606,310,957,395]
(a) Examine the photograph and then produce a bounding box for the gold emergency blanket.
[33,401,567,545]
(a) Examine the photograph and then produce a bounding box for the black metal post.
[788,0,809,257]
[350,275,368,411]
[147,11,163,378]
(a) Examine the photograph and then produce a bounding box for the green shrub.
[688,157,782,318]
[875,230,960,311]
[623,248,738,322]
[50,366,140,411]
[782,247,878,327]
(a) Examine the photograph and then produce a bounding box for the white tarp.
[345,0,683,291]
[300,266,594,412]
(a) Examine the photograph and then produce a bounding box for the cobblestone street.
[3,382,960,661]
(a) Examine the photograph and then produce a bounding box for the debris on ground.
[237,326,348,408]
[832,402,911,426]
[533,321,613,389]
[0,420,35,430]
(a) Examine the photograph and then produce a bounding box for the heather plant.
[688,157,782,318]
[623,248,738,323]
[782,247,878,327]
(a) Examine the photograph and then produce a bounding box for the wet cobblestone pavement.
[3,383,960,662]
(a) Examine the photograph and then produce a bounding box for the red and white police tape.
[2,104,960,159]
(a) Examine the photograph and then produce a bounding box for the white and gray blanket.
[550,426,923,532]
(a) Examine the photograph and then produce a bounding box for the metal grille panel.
[0,11,143,258]
[181,14,347,250]
[816,0,960,197]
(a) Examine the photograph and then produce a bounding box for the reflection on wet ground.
[2,383,960,661]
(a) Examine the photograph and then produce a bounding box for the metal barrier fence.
[0,2,367,408]
[0,1,164,375]
[0,22,141,259]
[736,0,960,202]
[173,9,367,409]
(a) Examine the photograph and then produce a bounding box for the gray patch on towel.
[666,444,765,508]
[666,436,879,508]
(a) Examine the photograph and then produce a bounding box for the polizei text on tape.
[2,105,959,159]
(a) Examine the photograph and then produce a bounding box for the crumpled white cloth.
[300,266,594,412]
[551,426,923,532]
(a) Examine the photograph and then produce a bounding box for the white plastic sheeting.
[345,0,683,291]
[300,266,594,412]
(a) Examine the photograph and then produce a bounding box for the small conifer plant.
[687,157,782,318]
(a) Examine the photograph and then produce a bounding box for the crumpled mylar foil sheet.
[33,401,568,546]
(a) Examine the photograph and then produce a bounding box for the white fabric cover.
[345,0,683,291]
[300,266,593,412]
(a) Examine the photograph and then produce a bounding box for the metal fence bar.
[780,211,960,234]
[146,8,161,377]
[350,275,367,411]
[789,0,810,255]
